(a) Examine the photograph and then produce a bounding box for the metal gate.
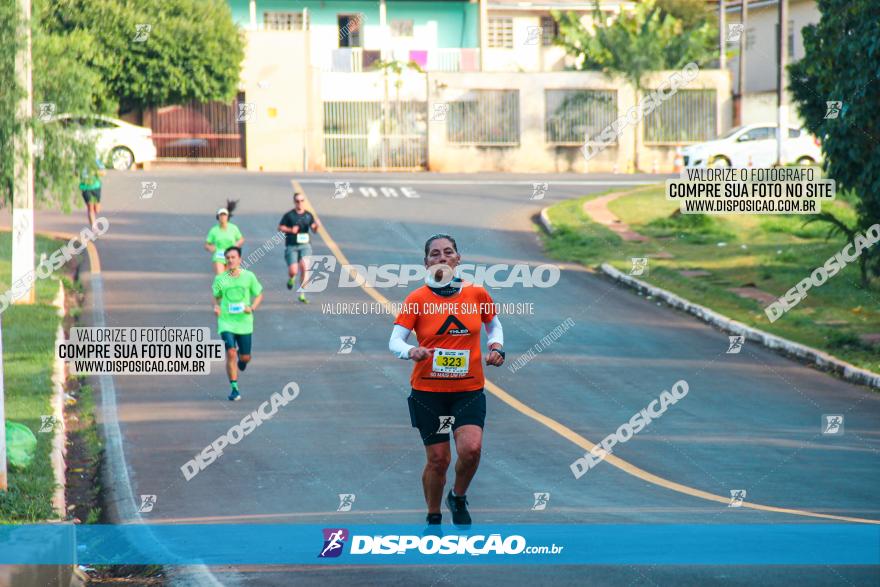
[148,93,245,165]
[323,101,427,169]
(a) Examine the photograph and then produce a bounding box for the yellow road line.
[294,179,880,526]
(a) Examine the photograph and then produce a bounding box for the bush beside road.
[0,233,64,521]
[543,185,880,375]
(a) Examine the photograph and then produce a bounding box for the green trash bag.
[5,421,38,469]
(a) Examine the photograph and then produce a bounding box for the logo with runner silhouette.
[435,315,469,336]
[137,495,157,513]
[298,255,338,293]
[39,415,57,433]
[337,336,356,354]
[726,335,744,354]
[437,416,455,434]
[333,181,353,199]
[728,489,746,507]
[318,528,349,558]
[822,414,844,435]
[337,494,356,511]
[531,492,550,511]
[630,257,648,276]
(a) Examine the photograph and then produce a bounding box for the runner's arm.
[248,293,263,313]
[389,325,416,359]
[485,316,504,350]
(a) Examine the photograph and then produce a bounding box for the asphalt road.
[26,169,880,586]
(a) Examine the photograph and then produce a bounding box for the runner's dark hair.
[225,246,243,258]
[225,199,238,219]
[424,234,458,260]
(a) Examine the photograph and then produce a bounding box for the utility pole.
[718,0,726,69]
[776,0,788,166]
[11,0,35,306]
[736,0,748,125]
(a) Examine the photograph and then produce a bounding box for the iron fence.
[545,89,618,144]
[149,97,243,163]
[323,101,427,169]
[643,89,717,143]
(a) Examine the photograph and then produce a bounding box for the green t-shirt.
[205,223,243,262]
[79,158,105,191]
[212,269,263,335]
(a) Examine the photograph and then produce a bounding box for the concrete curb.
[538,207,554,234]
[600,263,880,390]
[50,281,67,518]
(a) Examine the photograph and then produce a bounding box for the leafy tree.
[2,0,244,210]
[47,0,245,113]
[1,0,105,211]
[656,0,717,29]
[553,0,717,170]
[790,0,880,287]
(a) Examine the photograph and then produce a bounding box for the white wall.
[241,30,323,171]
[426,69,732,173]
[728,0,820,94]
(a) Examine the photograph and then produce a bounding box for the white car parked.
[56,114,157,170]
[679,123,823,168]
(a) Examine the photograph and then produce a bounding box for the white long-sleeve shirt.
[389,316,504,359]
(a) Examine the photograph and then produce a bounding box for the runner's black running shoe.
[446,490,471,525]
[423,513,444,537]
[237,359,247,371]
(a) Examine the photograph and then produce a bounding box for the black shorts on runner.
[408,388,486,446]
[82,189,101,204]
[220,332,253,355]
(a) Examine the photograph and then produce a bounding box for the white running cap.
[216,208,229,216]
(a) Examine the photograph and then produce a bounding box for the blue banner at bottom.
[0,524,878,565]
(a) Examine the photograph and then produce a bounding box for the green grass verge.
[0,232,65,522]
[544,185,880,374]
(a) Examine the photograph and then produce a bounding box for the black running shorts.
[220,332,252,355]
[407,388,486,446]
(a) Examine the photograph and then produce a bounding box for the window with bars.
[447,90,520,145]
[545,90,618,144]
[643,90,717,143]
[488,17,514,49]
[264,11,304,31]
[540,15,559,47]
[390,19,413,37]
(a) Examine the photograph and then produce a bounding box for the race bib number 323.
[432,349,470,375]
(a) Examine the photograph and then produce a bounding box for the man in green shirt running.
[212,246,263,401]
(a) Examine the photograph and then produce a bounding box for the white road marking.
[92,273,227,586]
